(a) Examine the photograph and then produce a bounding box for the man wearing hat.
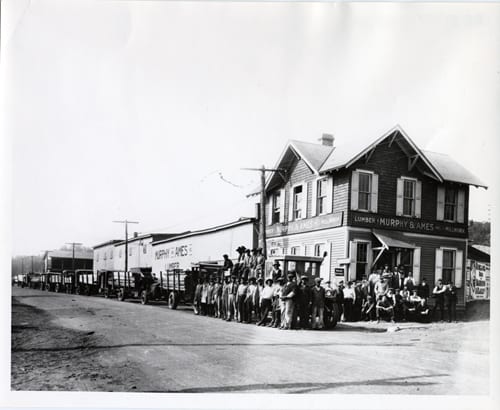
[255,248,266,278]
[281,272,298,330]
[226,275,238,321]
[257,278,274,326]
[271,276,284,328]
[297,275,312,329]
[271,262,282,282]
[311,277,325,329]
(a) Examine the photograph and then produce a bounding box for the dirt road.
[11,287,489,394]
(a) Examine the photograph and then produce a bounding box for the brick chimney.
[319,133,334,147]
[133,232,138,238]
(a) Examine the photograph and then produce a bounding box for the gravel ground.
[11,287,489,394]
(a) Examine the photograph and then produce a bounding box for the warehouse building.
[43,249,94,272]
[113,233,180,271]
[152,218,258,274]
[263,125,487,311]
[93,239,122,273]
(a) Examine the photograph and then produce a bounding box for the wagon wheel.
[117,289,125,301]
[168,292,179,310]
[140,290,149,305]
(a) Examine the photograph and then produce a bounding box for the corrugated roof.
[114,233,181,246]
[46,249,94,260]
[152,217,256,246]
[93,239,122,249]
[421,150,487,188]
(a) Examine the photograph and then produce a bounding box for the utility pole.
[241,165,285,258]
[31,255,34,273]
[113,220,139,273]
[66,242,83,272]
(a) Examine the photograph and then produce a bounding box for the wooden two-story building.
[264,125,486,309]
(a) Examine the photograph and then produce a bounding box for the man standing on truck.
[255,248,266,279]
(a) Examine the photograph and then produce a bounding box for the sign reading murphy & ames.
[349,211,467,238]
[266,212,344,238]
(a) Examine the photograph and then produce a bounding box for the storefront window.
[443,249,456,283]
[400,249,413,274]
[356,242,368,280]
[358,173,372,211]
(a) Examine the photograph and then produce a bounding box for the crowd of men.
[192,251,459,329]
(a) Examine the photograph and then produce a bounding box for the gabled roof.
[289,140,334,172]
[319,125,443,181]
[264,139,334,192]
[421,150,487,188]
[262,125,487,194]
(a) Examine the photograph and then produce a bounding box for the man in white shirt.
[257,279,274,326]
[342,281,356,322]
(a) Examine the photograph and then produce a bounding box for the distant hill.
[468,220,490,246]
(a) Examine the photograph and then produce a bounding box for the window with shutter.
[370,174,378,213]
[351,171,359,211]
[358,173,372,211]
[444,187,458,222]
[435,248,443,282]
[436,186,445,221]
[279,188,285,223]
[412,247,421,284]
[349,241,357,281]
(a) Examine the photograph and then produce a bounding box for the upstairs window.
[403,179,416,216]
[316,178,328,215]
[444,188,458,221]
[358,172,372,211]
[272,191,281,224]
[442,249,456,284]
[292,185,303,220]
[143,244,147,254]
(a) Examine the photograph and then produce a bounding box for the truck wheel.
[140,290,149,305]
[117,289,125,301]
[168,292,178,310]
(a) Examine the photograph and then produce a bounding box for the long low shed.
[151,218,258,274]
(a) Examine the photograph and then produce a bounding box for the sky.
[2,0,499,256]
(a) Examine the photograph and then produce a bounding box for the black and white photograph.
[1,0,499,409]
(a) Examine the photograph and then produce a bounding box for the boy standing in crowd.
[445,281,457,322]
[311,277,325,329]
